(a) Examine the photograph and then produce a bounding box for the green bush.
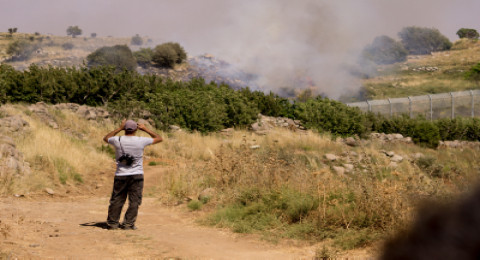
[465,62,480,86]
[362,35,408,65]
[87,45,137,71]
[294,97,367,137]
[187,200,203,211]
[6,39,40,61]
[133,48,153,67]
[456,28,479,40]
[152,42,187,68]
[398,26,452,55]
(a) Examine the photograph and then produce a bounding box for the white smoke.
[1,0,480,98]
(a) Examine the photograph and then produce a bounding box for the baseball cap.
[124,120,138,131]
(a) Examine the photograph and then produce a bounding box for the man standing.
[103,119,162,230]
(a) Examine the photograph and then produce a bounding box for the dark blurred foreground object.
[380,185,480,260]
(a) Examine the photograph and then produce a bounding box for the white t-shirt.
[108,136,153,176]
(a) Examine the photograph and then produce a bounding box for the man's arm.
[103,119,126,143]
[137,123,163,144]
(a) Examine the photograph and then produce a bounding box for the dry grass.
[0,104,114,195]
[362,40,480,99]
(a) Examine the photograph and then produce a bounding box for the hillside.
[362,39,480,99]
[1,102,480,258]
[2,33,480,258]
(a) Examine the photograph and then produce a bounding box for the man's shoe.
[107,224,119,230]
[122,225,137,230]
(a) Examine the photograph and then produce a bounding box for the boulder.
[390,155,404,163]
[344,137,359,147]
[324,154,338,161]
[0,115,29,132]
[332,166,345,175]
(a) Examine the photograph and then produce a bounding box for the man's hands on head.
[137,123,147,131]
[120,119,127,130]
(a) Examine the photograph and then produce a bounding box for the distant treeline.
[2,63,480,147]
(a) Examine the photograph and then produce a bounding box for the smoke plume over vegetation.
[1,0,480,98]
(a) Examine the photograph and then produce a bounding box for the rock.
[350,151,358,157]
[169,125,181,132]
[413,153,425,159]
[198,188,215,202]
[343,163,354,172]
[390,155,404,163]
[137,119,153,129]
[332,166,345,175]
[344,137,358,147]
[0,115,29,132]
[45,188,55,195]
[250,145,260,149]
[392,134,404,139]
[324,154,338,161]
[385,151,395,157]
[388,162,398,168]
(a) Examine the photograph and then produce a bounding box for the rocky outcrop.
[53,103,110,121]
[0,115,29,133]
[0,135,31,177]
[250,114,305,135]
[370,132,413,144]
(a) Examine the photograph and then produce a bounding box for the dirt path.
[0,165,372,259]
[0,195,321,259]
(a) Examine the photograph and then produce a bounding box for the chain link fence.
[347,90,480,120]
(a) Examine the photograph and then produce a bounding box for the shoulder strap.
[118,136,126,155]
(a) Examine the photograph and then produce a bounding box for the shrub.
[362,35,408,65]
[130,34,143,45]
[456,28,479,40]
[465,62,480,86]
[86,45,137,71]
[6,39,39,61]
[91,33,97,38]
[61,42,74,50]
[152,42,187,68]
[410,120,441,148]
[133,48,153,67]
[398,26,452,55]
[187,200,202,211]
[294,97,367,137]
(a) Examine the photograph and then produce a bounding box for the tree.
[362,35,408,65]
[87,45,137,71]
[66,26,82,38]
[133,48,154,67]
[130,34,143,46]
[456,28,479,40]
[152,42,187,68]
[91,33,97,38]
[398,26,452,55]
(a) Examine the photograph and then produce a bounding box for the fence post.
[366,100,371,112]
[388,98,392,117]
[428,94,433,121]
[408,96,412,118]
[450,92,454,119]
[470,90,475,118]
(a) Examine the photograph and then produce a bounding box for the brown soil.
[0,166,371,259]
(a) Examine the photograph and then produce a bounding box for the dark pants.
[107,175,144,228]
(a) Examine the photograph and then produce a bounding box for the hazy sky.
[2,0,479,97]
